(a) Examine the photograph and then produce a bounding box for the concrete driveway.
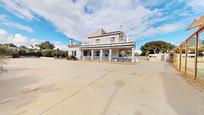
[0,58,204,115]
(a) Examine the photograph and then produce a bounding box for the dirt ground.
[0,58,204,115]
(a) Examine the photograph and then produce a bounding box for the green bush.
[67,56,78,60]
[54,49,67,58]
[0,42,67,58]
[0,44,14,56]
[41,49,55,57]
[0,45,8,54]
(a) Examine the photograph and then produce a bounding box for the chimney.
[69,38,74,46]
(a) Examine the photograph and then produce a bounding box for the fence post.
[179,46,182,71]
[194,33,199,80]
[185,41,187,75]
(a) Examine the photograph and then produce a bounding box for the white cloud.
[0,29,9,39]
[187,0,204,14]
[52,41,67,50]
[0,28,37,46]
[2,21,33,32]
[0,15,7,20]
[0,28,66,50]
[1,0,202,42]
[0,0,165,40]
[0,15,33,32]
[1,0,35,20]
[135,22,184,39]
[13,33,37,46]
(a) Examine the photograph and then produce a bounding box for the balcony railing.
[93,56,100,60]
[111,57,132,62]
[82,40,135,45]
[102,56,109,61]
[82,56,91,60]
[82,56,132,62]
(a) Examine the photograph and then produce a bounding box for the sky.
[0,0,204,51]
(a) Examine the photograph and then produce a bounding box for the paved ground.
[0,58,204,115]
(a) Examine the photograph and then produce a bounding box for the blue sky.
[0,0,204,51]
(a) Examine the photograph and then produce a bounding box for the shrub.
[54,49,68,58]
[0,45,7,54]
[67,56,78,61]
[0,45,10,55]
[41,49,55,57]
[0,44,17,57]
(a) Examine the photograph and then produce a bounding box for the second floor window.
[119,38,123,42]
[110,37,115,43]
[95,39,100,44]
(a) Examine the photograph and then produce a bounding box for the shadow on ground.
[161,63,204,115]
[0,67,41,114]
[101,80,125,115]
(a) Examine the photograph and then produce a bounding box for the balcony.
[80,41,135,50]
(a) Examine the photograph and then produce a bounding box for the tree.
[0,44,7,54]
[140,41,175,56]
[4,43,17,48]
[38,41,55,50]
[19,45,27,55]
[0,44,13,55]
[19,45,27,49]
[0,42,68,58]
[41,49,55,57]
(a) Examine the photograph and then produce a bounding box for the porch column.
[91,50,94,60]
[82,51,84,60]
[100,49,103,61]
[109,49,112,62]
[131,47,135,63]
[79,50,81,60]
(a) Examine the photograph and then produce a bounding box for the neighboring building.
[67,29,136,62]
[148,53,172,62]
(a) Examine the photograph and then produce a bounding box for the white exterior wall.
[67,47,81,59]
[67,30,135,62]
[87,34,124,44]
[148,53,171,62]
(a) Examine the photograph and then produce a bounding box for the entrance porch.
[81,48,135,62]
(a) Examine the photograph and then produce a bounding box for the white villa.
[67,29,136,62]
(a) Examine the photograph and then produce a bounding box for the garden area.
[0,41,68,58]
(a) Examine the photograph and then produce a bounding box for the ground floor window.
[119,49,131,57]
[72,51,76,56]
[84,51,88,56]
[103,50,109,56]
[95,51,100,56]
[83,50,91,56]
